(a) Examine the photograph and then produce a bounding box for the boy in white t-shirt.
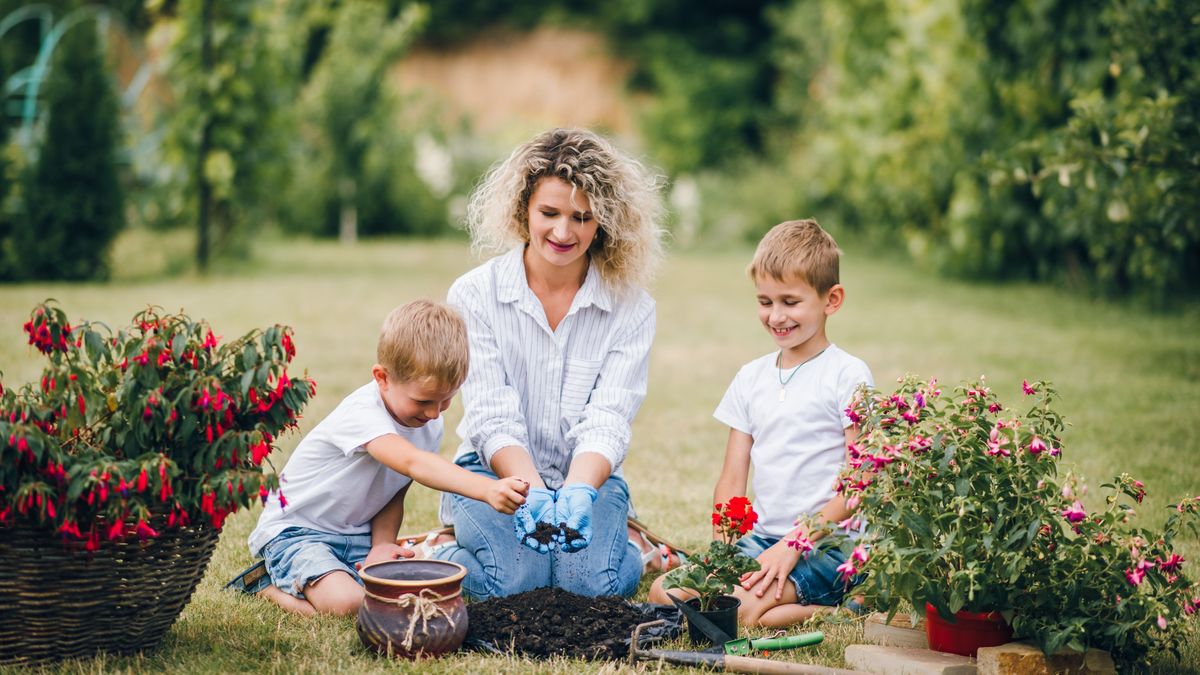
[236,301,529,616]
[650,219,872,627]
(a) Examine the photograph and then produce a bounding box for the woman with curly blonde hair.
[430,128,667,599]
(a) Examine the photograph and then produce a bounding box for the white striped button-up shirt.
[447,247,655,490]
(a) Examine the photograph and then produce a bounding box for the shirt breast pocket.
[560,357,603,424]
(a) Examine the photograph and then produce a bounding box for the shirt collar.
[496,246,614,313]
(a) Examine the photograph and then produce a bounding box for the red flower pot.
[924,602,1013,657]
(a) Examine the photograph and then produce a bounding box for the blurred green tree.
[964,0,1200,298]
[11,20,122,280]
[164,0,292,271]
[301,1,426,242]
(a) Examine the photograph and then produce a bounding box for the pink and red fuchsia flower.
[0,301,315,546]
[824,375,1199,666]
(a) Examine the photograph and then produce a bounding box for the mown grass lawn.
[1,237,1197,673]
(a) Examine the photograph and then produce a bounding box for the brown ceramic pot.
[356,559,468,659]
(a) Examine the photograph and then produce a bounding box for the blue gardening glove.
[554,483,599,552]
[513,487,557,553]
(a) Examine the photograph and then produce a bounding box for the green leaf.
[171,332,187,361]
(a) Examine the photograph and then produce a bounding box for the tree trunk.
[338,177,357,244]
[196,0,214,272]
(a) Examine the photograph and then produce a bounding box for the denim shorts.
[261,527,372,599]
[735,533,858,606]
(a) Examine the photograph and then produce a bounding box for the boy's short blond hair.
[377,300,468,388]
[747,219,842,293]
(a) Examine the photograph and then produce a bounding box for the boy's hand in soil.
[485,476,531,515]
[514,487,557,553]
[554,483,598,552]
[740,538,803,600]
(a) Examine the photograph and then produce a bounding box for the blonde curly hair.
[466,128,666,291]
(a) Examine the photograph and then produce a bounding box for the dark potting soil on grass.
[465,586,660,660]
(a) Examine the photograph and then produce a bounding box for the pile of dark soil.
[465,586,675,660]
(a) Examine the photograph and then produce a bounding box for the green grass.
[1,236,1197,673]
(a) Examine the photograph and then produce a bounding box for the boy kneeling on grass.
[649,219,872,627]
[230,300,529,616]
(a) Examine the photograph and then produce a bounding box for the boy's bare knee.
[304,572,364,616]
[328,596,363,616]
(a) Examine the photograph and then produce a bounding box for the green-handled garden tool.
[629,621,862,675]
[723,631,824,655]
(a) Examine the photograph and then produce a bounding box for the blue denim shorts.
[261,527,372,599]
[735,533,858,606]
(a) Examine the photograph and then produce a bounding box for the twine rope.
[362,587,461,652]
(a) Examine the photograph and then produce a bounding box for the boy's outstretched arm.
[365,434,529,514]
[713,428,753,539]
[362,483,415,568]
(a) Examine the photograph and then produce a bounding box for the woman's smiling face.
[525,176,599,272]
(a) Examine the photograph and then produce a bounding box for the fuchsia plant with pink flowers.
[0,301,315,549]
[826,375,1198,666]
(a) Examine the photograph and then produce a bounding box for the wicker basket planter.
[0,522,220,666]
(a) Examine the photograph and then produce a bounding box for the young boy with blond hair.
[650,219,872,627]
[238,300,528,616]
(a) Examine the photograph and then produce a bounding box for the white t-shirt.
[247,382,442,556]
[713,345,873,539]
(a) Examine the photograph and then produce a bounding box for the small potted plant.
[662,497,761,644]
[827,375,1199,666]
[0,301,315,665]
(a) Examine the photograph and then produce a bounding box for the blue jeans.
[433,454,642,600]
[261,527,372,598]
[735,533,859,606]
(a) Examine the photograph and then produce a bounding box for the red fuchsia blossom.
[787,532,815,553]
[836,517,862,530]
[1133,480,1146,503]
[986,426,1011,457]
[907,435,933,453]
[901,409,919,424]
[1028,437,1048,455]
[1062,501,1088,523]
[988,402,1002,413]
[851,545,869,564]
[281,332,296,360]
[202,330,219,350]
[135,519,158,540]
[1126,567,1146,586]
[835,558,859,582]
[1022,379,1036,395]
[251,440,270,465]
[1159,553,1185,573]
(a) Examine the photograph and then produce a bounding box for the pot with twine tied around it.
[356,559,468,659]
